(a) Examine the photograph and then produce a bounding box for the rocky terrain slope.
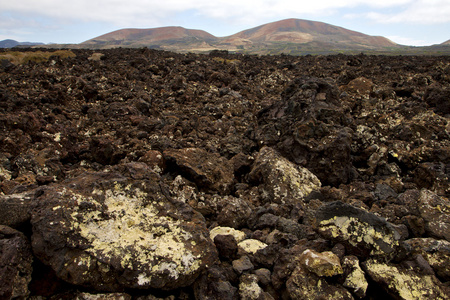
[0,48,450,299]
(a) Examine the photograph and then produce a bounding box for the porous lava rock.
[30,170,217,291]
[1,48,450,298]
[314,201,404,260]
[248,146,321,204]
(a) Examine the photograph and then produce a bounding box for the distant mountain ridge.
[81,18,399,54]
[0,39,44,48]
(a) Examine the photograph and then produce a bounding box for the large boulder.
[314,201,404,260]
[248,146,321,204]
[362,259,448,300]
[31,170,218,291]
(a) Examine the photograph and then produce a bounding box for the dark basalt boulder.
[30,170,218,291]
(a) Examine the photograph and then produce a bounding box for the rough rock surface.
[248,146,321,204]
[1,49,450,298]
[31,170,217,291]
[363,259,448,299]
[314,201,403,260]
[0,225,33,299]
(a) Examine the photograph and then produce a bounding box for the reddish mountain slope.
[83,26,217,44]
[221,19,396,47]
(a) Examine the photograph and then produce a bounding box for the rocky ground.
[0,48,450,299]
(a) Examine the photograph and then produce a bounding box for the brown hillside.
[221,18,396,47]
[83,26,217,44]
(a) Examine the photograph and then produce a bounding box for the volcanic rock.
[164,148,234,194]
[362,259,448,300]
[0,225,33,299]
[1,48,450,299]
[314,201,403,260]
[298,249,343,277]
[404,238,450,281]
[30,170,217,291]
[248,146,321,204]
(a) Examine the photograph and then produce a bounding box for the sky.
[1,0,450,46]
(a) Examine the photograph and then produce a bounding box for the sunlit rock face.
[31,170,217,291]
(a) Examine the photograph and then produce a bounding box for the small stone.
[239,274,263,300]
[254,268,272,286]
[0,191,33,228]
[287,265,353,300]
[232,256,254,274]
[404,238,450,281]
[417,189,450,241]
[210,226,247,243]
[299,249,343,277]
[238,239,268,254]
[214,234,238,260]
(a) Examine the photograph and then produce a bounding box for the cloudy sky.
[1,0,449,46]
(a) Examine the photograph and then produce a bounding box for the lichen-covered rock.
[286,264,353,300]
[342,256,368,299]
[416,189,450,241]
[298,249,343,277]
[238,274,265,300]
[362,259,448,300]
[210,226,247,243]
[404,238,450,281]
[315,201,403,259]
[248,146,321,204]
[238,239,268,254]
[163,148,234,194]
[0,225,33,299]
[31,171,218,291]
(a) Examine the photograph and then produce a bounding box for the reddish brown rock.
[0,225,33,299]
[31,171,218,291]
[164,148,234,194]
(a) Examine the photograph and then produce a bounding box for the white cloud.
[2,0,421,28]
[366,0,450,24]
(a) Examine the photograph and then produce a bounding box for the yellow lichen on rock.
[238,239,268,254]
[67,184,201,285]
[319,216,399,256]
[209,226,246,242]
[364,259,447,300]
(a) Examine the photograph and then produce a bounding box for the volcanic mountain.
[82,26,217,48]
[82,18,399,54]
[221,19,396,48]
